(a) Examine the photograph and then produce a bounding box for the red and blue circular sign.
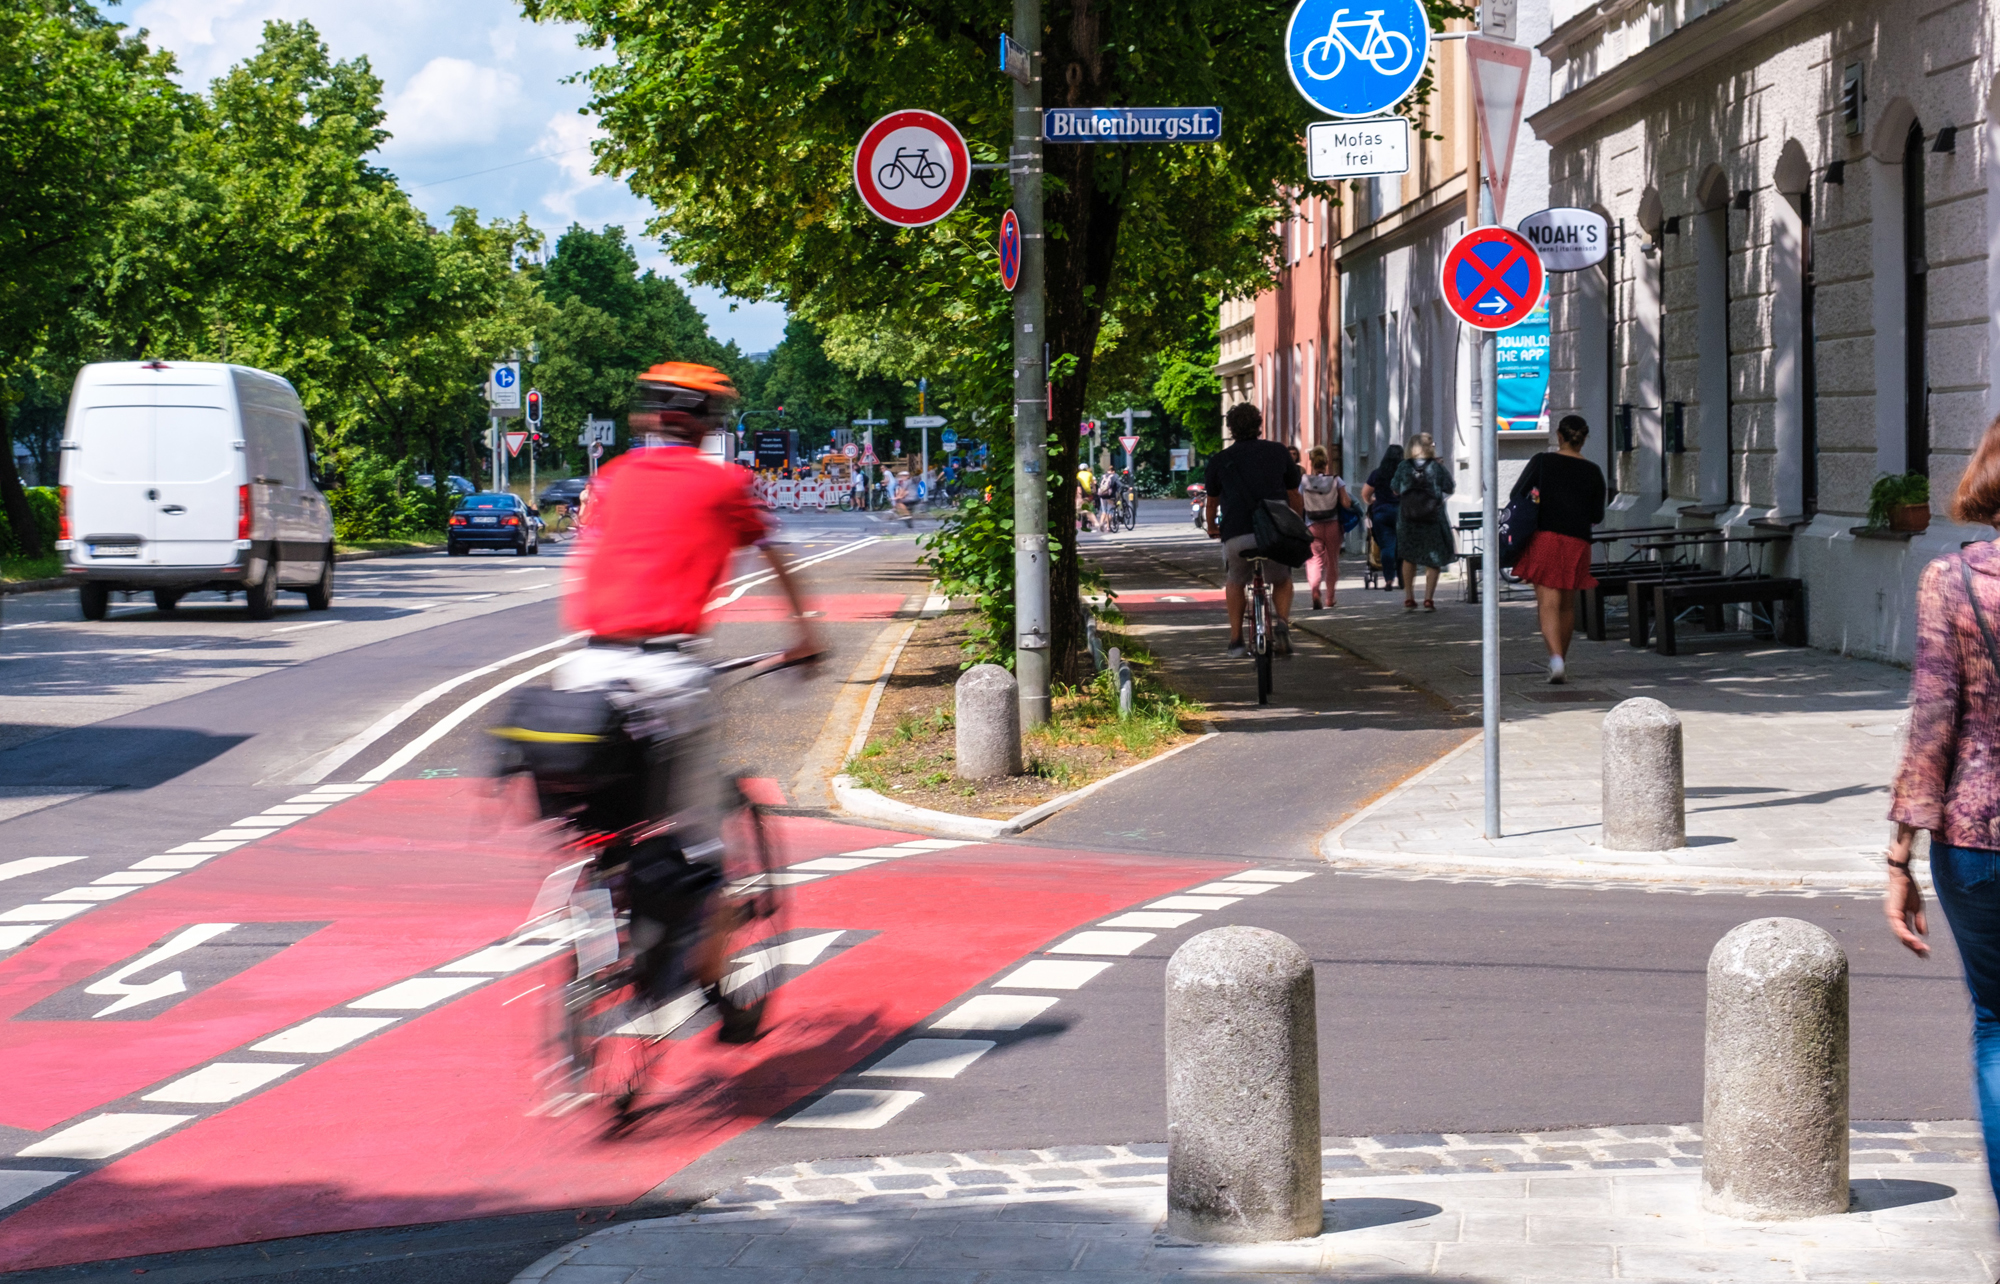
[1441,226,1546,331]
[998,209,1021,292]
[853,110,971,228]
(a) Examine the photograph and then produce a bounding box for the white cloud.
[533,111,608,222]
[384,57,522,150]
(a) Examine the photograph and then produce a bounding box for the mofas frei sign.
[1516,207,1610,272]
[1306,117,1410,180]
[1044,107,1222,143]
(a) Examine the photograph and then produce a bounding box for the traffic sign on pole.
[999,209,1022,292]
[1516,207,1610,271]
[1043,108,1222,142]
[504,432,528,458]
[1284,0,1430,118]
[488,362,521,417]
[1000,32,1032,84]
[1467,36,1533,221]
[1119,435,1141,456]
[853,110,971,227]
[1306,117,1411,180]
[1441,226,1545,330]
[906,415,946,429]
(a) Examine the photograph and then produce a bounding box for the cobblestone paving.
[700,1121,1984,1212]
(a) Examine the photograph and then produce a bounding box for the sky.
[121,0,790,354]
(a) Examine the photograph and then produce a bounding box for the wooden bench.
[1653,577,1806,655]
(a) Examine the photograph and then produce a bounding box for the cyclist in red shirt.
[554,362,819,1041]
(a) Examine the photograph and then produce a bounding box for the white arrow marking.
[86,923,237,1017]
[1477,295,1508,312]
[721,930,847,997]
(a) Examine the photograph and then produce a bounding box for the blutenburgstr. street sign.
[1044,108,1222,142]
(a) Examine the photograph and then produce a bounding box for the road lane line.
[17,1114,193,1159]
[776,1089,923,1129]
[0,858,83,884]
[297,634,583,783]
[705,536,882,611]
[356,654,568,782]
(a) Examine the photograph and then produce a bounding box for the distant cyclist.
[557,362,820,1040]
[1203,403,1304,658]
[1095,467,1124,532]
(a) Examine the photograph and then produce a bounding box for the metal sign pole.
[1478,176,1503,840]
[1011,0,1050,728]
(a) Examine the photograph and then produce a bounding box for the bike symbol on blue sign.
[1285,0,1431,119]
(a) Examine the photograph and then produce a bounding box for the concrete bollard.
[1166,927,1322,1242]
[1701,917,1850,1220]
[1601,697,1686,850]
[954,663,1022,779]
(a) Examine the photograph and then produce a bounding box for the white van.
[57,361,335,620]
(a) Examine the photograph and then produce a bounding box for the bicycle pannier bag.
[1222,454,1314,567]
[493,685,648,834]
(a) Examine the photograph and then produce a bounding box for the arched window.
[1903,121,1929,477]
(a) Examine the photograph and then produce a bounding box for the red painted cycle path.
[0,779,1239,1270]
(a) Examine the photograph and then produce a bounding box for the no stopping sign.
[853,110,971,227]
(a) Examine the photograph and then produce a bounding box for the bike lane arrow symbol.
[86,922,238,1018]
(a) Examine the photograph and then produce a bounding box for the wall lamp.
[1933,125,1958,153]
[1825,159,1845,185]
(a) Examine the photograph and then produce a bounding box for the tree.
[0,0,181,554]
[524,0,1463,676]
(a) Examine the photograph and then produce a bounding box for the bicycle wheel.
[712,784,790,1032]
[1252,588,1274,706]
[537,879,669,1134]
[878,161,906,190]
[1121,497,1137,531]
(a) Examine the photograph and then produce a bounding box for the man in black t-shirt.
[1203,403,1304,658]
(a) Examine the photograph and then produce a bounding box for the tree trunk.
[1041,0,1124,684]
[0,398,46,559]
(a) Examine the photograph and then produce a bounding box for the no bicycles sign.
[853,110,971,228]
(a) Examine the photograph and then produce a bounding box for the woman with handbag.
[1885,411,2000,1219]
[1391,434,1456,611]
[1507,415,1606,683]
[1301,445,1353,611]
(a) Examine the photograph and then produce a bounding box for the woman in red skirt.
[1508,415,1607,684]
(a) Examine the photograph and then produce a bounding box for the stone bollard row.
[1601,696,1686,850]
[954,663,1021,779]
[1166,926,1322,1242]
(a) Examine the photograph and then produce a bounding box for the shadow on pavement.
[0,726,249,788]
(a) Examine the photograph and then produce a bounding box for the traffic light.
[482,425,496,449]
[525,388,543,427]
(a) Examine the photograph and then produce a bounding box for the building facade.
[1534,0,1999,661]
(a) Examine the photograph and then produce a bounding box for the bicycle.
[1300,8,1416,81]
[877,147,947,191]
[504,648,809,1134]
[543,504,576,540]
[1118,490,1138,532]
[1246,555,1277,706]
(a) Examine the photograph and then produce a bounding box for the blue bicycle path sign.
[1285,0,1431,119]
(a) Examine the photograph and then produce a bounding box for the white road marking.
[1100,911,1200,929]
[93,872,174,885]
[1222,870,1317,883]
[1045,931,1155,957]
[722,930,847,996]
[44,886,137,902]
[204,829,281,841]
[831,847,923,859]
[0,857,83,884]
[132,851,231,870]
[1147,895,1240,910]
[308,784,374,795]
[17,1113,193,1159]
[0,1170,69,1213]
[461,593,499,601]
[993,960,1112,990]
[86,923,237,1016]
[232,815,303,827]
[438,941,572,973]
[270,620,340,634]
[860,1039,995,1080]
[358,654,569,782]
[296,635,583,784]
[892,839,979,850]
[166,841,246,854]
[777,1088,923,1129]
[260,803,331,815]
[788,857,883,872]
[142,1062,302,1104]
[347,976,485,1010]
[1188,881,1274,895]
[0,925,49,949]
[704,537,881,611]
[0,904,90,922]
[930,995,1058,1031]
[251,1016,397,1053]
[614,990,707,1038]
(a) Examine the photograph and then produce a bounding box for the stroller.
[1363,503,1400,591]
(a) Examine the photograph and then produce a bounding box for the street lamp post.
[1011,0,1049,728]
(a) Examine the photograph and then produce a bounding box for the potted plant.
[1867,473,1931,532]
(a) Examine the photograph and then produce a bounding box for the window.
[1903,121,1929,477]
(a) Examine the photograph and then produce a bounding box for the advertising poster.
[1495,301,1550,433]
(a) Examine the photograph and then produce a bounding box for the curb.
[832,731,1220,840]
[334,543,447,563]
[1316,736,1912,892]
[0,576,66,596]
[0,544,448,597]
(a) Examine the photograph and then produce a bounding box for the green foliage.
[1154,351,1224,456]
[1867,473,1931,529]
[0,487,60,556]
[326,453,451,542]
[919,473,1021,667]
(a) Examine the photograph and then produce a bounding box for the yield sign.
[1441,226,1544,331]
[504,432,528,458]
[1467,36,1532,223]
[1119,435,1141,456]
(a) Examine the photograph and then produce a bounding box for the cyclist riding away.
[1095,467,1124,532]
[549,361,820,1043]
[1204,403,1304,658]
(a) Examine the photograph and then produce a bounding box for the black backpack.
[1400,461,1442,522]
[1222,453,1314,568]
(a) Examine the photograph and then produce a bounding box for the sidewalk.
[1114,522,1911,889]
[518,1126,1997,1282]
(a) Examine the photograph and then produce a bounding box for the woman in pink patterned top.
[1888,415,2000,1207]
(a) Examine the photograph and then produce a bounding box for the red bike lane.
[0,778,1238,1270]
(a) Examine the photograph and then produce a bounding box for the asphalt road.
[0,504,1975,1284]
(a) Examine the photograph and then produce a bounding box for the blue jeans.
[1929,842,2000,1200]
